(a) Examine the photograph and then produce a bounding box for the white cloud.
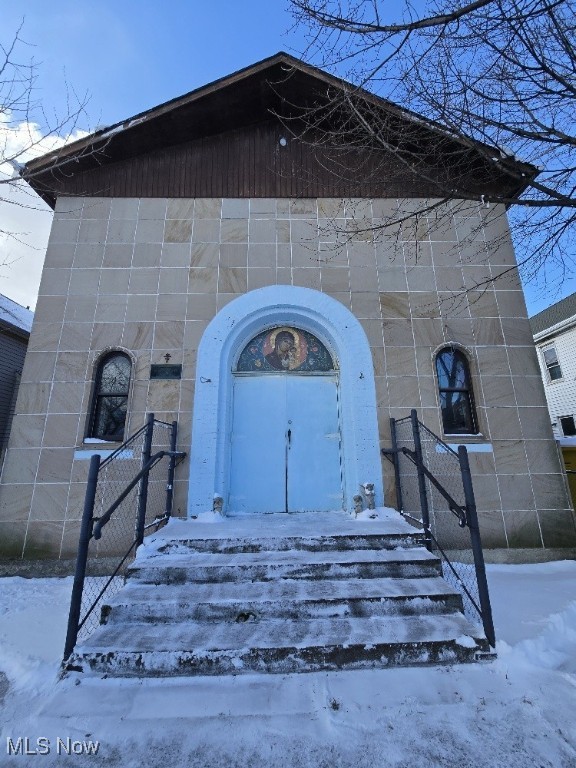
[0,111,89,309]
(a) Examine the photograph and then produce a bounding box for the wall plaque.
[150,364,182,380]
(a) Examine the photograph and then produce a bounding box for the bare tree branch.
[0,21,98,252]
[290,0,576,292]
[291,0,497,35]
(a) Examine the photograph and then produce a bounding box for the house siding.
[535,323,576,437]
[0,330,27,458]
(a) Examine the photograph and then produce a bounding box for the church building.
[0,52,574,560]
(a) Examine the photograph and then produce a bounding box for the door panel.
[228,375,342,513]
[229,376,286,513]
[286,376,342,511]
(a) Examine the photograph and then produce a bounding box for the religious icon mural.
[236,327,335,373]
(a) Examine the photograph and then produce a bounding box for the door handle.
[287,428,291,446]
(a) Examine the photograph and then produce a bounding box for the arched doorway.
[188,286,383,517]
[229,327,343,513]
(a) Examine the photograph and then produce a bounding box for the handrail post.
[458,445,496,647]
[411,409,432,552]
[164,420,178,520]
[63,453,100,661]
[389,417,403,513]
[135,413,155,547]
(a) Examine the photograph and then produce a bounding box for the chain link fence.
[388,411,495,645]
[64,416,184,657]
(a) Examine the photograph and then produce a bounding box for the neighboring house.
[530,292,576,509]
[0,52,574,559]
[530,292,576,439]
[0,295,33,467]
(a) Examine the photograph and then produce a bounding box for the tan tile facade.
[1,196,574,558]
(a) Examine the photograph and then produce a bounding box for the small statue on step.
[213,495,223,514]
[353,494,363,516]
[361,483,376,511]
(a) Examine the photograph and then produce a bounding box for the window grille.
[89,352,131,441]
[435,348,478,435]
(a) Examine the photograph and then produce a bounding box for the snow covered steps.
[67,511,489,676]
[100,576,465,623]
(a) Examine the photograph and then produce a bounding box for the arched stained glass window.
[435,348,478,435]
[89,352,131,441]
[236,327,335,373]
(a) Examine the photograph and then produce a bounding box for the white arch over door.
[187,285,383,516]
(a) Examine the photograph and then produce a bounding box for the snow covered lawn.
[1,561,575,767]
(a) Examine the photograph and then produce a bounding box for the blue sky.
[3,1,303,131]
[0,1,573,314]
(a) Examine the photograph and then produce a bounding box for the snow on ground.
[1,562,576,767]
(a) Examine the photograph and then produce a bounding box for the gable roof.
[530,292,576,337]
[22,52,536,207]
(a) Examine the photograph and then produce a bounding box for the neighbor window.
[89,352,131,441]
[435,348,479,435]
[560,416,576,437]
[542,345,562,381]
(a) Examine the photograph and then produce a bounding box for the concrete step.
[65,514,491,678]
[69,613,488,677]
[101,576,464,624]
[154,532,423,555]
[143,511,424,557]
[153,531,423,555]
[127,547,442,584]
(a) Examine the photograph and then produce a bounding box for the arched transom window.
[236,327,335,373]
[435,347,479,435]
[89,352,132,441]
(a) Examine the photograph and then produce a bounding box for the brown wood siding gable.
[31,121,496,201]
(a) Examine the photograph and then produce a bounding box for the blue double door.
[229,374,343,513]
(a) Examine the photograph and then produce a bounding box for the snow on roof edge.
[0,294,34,334]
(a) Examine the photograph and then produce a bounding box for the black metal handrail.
[383,409,495,648]
[400,510,485,620]
[63,414,186,662]
[93,451,184,540]
[399,447,467,527]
